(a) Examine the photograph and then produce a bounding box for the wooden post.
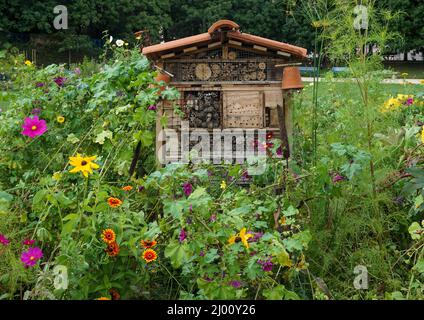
[276,102,290,160]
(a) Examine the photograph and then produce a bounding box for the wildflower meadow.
[0,0,423,303]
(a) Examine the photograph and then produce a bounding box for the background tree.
[377,0,424,59]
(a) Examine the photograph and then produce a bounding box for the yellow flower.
[52,171,62,181]
[381,96,402,113]
[421,128,424,144]
[401,72,409,77]
[420,80,424,85]
[24,60,33,66]
[220,180,227,189]
[228,228,253,249]
[69,154,100,178]
[57,116,65,123]
[96,297,111,300]
[311,20,322,28]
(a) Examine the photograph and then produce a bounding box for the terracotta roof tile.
[208,19,240,34]
[142,33,211,56]
[141,20,307,59]
[227,31,307,58]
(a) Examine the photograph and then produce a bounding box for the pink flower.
[179,229,187,243]
[0,234,10,246]
[276,146,283,157]
[21,247,43,267]
[22,239,35,246]
[148,105,157,111]
[332,174,346,184]
[182,183,193,197]
[54,76,67,87]
[21,116,47,138]
[31,108,41,115]
[230,280,242,288]
[258,257,273,272]
[404,98,414,106]
[74,67,81,75]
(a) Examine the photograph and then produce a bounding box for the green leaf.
[413,259,424,274]
[163,200,184,219]
[0,191,13,202]
[414,195,424,209]
[94,130,113,145]
[140,131,154,147]
[276,248,292,267]
[66,133,80,144]
[263,285,299,300]
[408,222,422,240]
[164,242,190,268]
[283,205,298,217]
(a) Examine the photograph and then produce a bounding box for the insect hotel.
[141,20,307,164]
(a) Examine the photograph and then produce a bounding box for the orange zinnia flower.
[108,197,122,208]
[105,241,120,257]
[109,288,121,300]
[101,229,116,244]
[142,249,157,263]
[122,185,133,191]
[96,297,111,300]
[140,239,157,249]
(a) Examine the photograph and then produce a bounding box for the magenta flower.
[248,232,264,243]
[404,98,414,106]
[199,251,205,257]
[21,116,47,138]
[258,258,273,272]
[21,247,43,267]
[241,171,251,181]
[53,76,67,87]
[182,183,193,197]
[31,108,41,116]
[22,239,35,246]
[332,174,346,184]
[179,229,187,243]
[276,146,283,157]
[230,280,242,288]
[35,82,45,88]
[209,214,217,222]
[0,234,10,246]
[148,105,157,111]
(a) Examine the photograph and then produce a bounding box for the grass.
[301,63,424,79]
[292,79,423,299]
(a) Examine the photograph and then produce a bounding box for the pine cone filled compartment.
[184,91,221,129]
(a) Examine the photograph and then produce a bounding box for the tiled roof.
[141,19,307,59]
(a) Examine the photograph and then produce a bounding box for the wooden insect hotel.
[141,20,307,163]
